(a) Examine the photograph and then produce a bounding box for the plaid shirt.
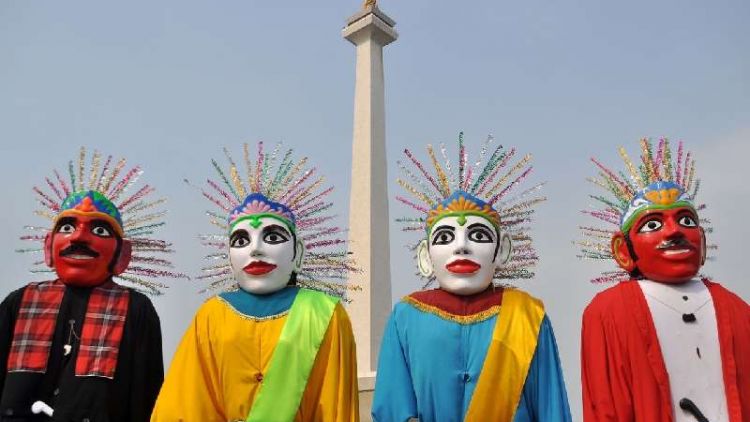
[8,279,130,379]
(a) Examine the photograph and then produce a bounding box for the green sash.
[246,289,339,422]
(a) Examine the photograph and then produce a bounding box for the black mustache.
[60,243,100,258]
[656,238,693,250]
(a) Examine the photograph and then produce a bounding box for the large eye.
[230,231,250,248]
[638,219,663,233]
[263,229,290,245]
[431,228,455,246]
[57,223,75,234]
[468,227,494,243]
[679,215,698,228]
[91,225,112,237]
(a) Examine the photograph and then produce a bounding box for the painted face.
[48,215,120,287]
[229,217,303,294]
[613,206,704,283]
[417,215,512,295]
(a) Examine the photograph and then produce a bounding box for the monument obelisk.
[342,0,397,394]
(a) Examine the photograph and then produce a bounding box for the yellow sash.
[464,289,545,422]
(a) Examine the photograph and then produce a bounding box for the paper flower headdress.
[395,132,546,286]
[18,147,187,294]
[193,142,358,298]
[577,137,714,283]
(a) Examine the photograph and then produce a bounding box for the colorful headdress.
[18,147,187,294]
[58,190,124,236]
[426,191,501,231]
[577,137,714,283]
[228,193,296,232]
[396,132,546,285]
[192,142,358,298]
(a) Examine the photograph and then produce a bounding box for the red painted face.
[613,206,705,284]
[46,214,121,287]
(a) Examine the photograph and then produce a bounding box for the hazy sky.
[1,1,748,419]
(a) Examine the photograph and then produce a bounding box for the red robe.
[581,280,750,421]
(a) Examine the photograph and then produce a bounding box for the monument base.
[358,372,376,422]
[358,390,374,422]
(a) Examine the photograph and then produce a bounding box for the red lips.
[445,259,481,274]
[243,261,277,276]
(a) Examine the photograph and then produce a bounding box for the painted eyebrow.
[676,209,698,217]
[262,224,291,236]
[467,222,494,231]
[643,212,663,217]
[91,219,114,230]
[467,222,496,236]
[430,225,455,236]
[636,212,663,224]
[229,229,249,240]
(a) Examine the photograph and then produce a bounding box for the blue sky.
[1,1,748,418]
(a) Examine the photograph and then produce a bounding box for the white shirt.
[638,278,727,421]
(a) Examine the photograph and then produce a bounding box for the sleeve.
[371,305,418,422]
[0,288,23,400]
[299,303,360,422]
[150,300,225,422]
[130,296,164,422]
[580,299,630,422]
[515,316,572,422]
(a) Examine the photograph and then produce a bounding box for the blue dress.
[371,288,571,422]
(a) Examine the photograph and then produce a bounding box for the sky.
[1,1,748,419]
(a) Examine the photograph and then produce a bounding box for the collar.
[403,287,503,324]
[219,286,299,319]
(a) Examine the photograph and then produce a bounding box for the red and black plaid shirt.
[8,279,130,379]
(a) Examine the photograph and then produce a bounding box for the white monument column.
[342,0,397,391]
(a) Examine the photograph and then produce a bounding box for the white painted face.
[417,215,512,296]
[229,216,304,295]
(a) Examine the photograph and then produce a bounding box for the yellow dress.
[151,287,359,422]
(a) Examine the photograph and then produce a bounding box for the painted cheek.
[87,234,118,262]
[428,244,452,269]
[229,241,251,263]
[472,241,496,263]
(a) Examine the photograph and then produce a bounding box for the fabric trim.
[464,288,545,422]
[216,295,290,322]
[403,296,500,324]
[408,288,503,315]
[245,288,338,422]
